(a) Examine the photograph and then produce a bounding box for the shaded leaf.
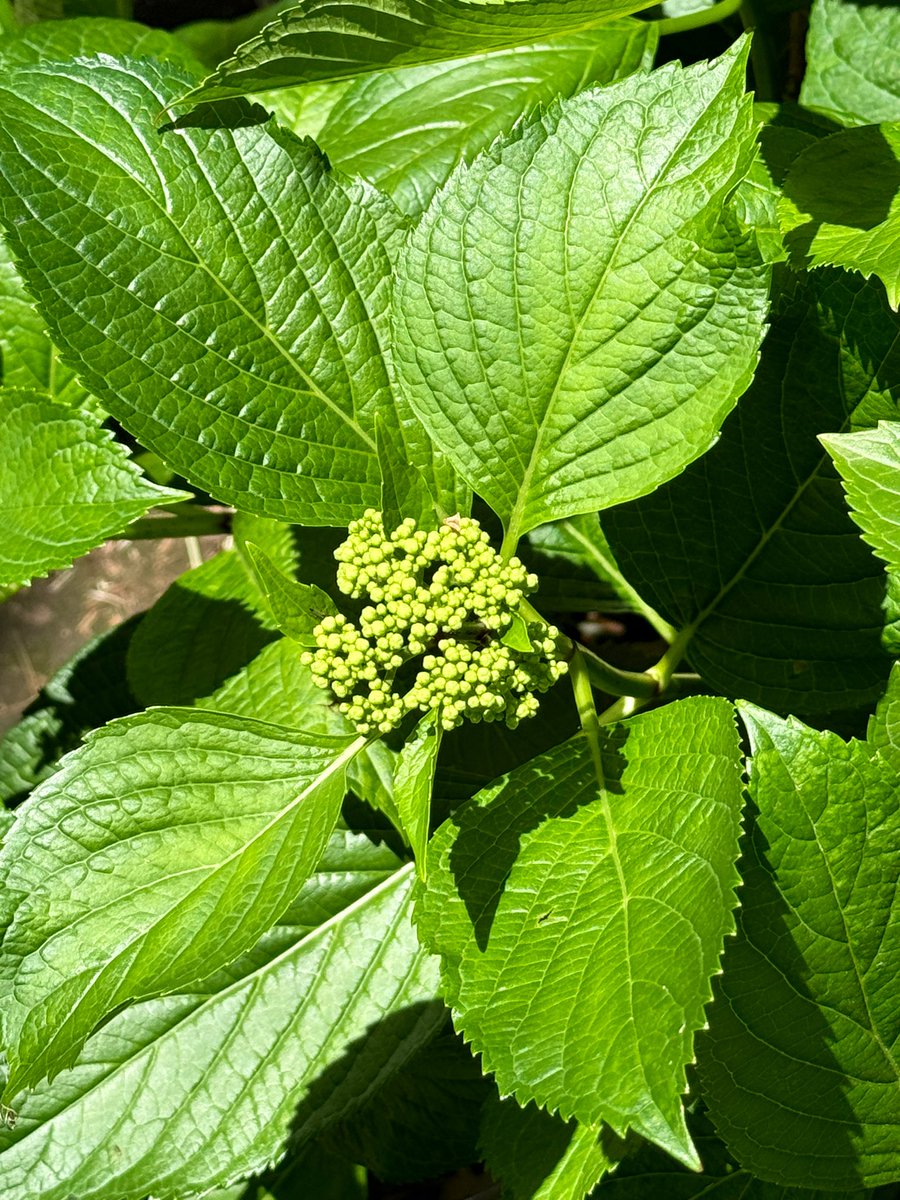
[481,1095,625,1200]
[416,697,744,1167]
[0,390,182,587]
[246,543,338,646]
[698,694,900,1189]
[394,42,767,544]
[0,708,362,1099]
[603,269,898,714]
[184,0,662,104]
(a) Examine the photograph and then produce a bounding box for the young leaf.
[821,421,900,573]
[801,0,900,127]
[0,53,403,525]
[698,693,900,1189]
[245,543,338,645]
[0,390,183,587]
[416,696,744,1168]
[394,41,768,545]
[0,843,440,1200]
[779,124,900,310]
[183,0,662,104]
[394,707,442,872]
[603,269,898,714]
[0,708,363,1100]
[480,1096,624,1200]
[314,23,657,217]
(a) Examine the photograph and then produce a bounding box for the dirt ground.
[0,536,226,734]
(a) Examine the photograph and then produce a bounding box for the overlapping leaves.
[0,708,362,1098]
[394,41,768,544]
[184,0,661,103]
[603,269,898,714]
[698,670,900,1189]
[416,697,744,1167]
[0,52,401,524]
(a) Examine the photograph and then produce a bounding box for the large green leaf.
[416,696,744,1167]
[603,269,898,714]
[821,421,900,574]
[313,22,656,218]
[394,42,768,545]
[779,123,900,310]
[698,689,900,1189]
[0,390,182,587]
[0,53,409,525]
[0,708,363,1099]
[0,837,440,1200]
[184,0,662,104]
[800,0,900,127]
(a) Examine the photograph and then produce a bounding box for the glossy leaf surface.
[416,697,743,1166]
[394,43,767,542]
[0,708,360,1098]
[801,0,900,126]
[185,0,661,102]
[822,421,900,574]
[0,390,181,587]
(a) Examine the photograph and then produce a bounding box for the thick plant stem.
[598,628,693,725]
[577,641,660,699]
[123,507,232,540]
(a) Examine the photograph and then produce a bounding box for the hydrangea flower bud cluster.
[302,510,568,736]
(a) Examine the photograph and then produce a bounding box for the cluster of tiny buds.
[301,510,568,736]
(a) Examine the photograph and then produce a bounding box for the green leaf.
[500,610,534,653]
[0,708,363,1099]
[779,123,900,310]
[0,13,202,68]
[175,1,297,70]
[0,54,406,526]
[0,618,139,807]
[868,662,900,767]
[325,1027,492,1182]
[480,1096,625,1200]
[821,421,900,573]
[0,236,96,411]
[0,841,440,1200]
[697,696,900,1189]
[251,1143,368,1199]
[603,269,898,714]
[800,0,900,127]
[376,413,437,530]
[0,390,182,587]
[126,549,278,707]
[416,696,744,1167]
[394,708,441,872]
[246,543,338,646]
[184,0,663,104]
[314,22,657,218]
[394,42,768,545]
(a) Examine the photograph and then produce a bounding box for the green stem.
[657,0,743,37]
[576,641,660,700]
[740,0,781,102]
[569,648,605,790]
[597,628,693,725]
